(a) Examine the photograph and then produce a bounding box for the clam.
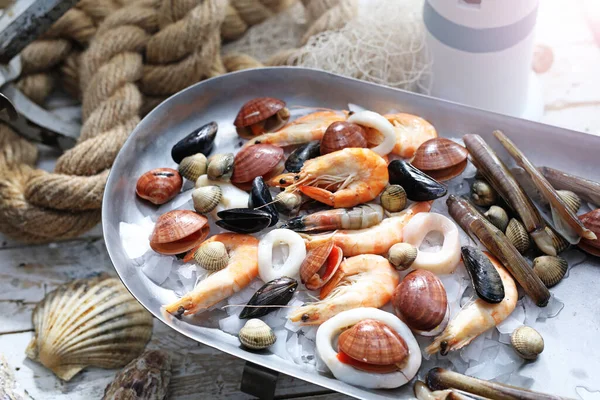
[26,276,153,381]
[578,209,600,256]
[136,168,182,205]
[411,138,468,181]
[102,350,171,400]
[192,185,222,214]
[207,153,234,181]
[171,121,217,163]
[320,121,367,155]
[337,319,409,371]
[380,185,407,213]
[545,226,570,254]
[274,191,303,215]
[300,240,343,290]
[178,153,207,182]
[557,190,581,214]
[392,270,448,336]
[234,97,290,139]
[505,218,530,254]
[231,144,285,187]
[249,176,278,226]
[216,208,272,234]
[285,141,321,173]
[150,210,210,255]
[484,205,509,232]
[388,160,447,201]
[387,243,417,270]
[532,255,567,288]
[193,241,229,271]
[461,246,505,303]
[470,180,497,207]
[510,326,544,360]
[240,277,298,319]
[238,319,276,350]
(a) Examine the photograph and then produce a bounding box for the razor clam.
[494,130,596,244]
[463,134,555,256]
[540,166,600,206]
[447,195,550,307]
[239,277,298,319]
[461,246,505,303]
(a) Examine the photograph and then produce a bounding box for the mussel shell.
[285,141,321,173]
[216,208,272,234]
[150,210,209,255]
[136,168,182,205]
[461,246,505,303]
[320,121,367,155]
[337,319,408,365]
[411,138,468,181]
[234,97,286,128]
[239,277,298,319]
[231,144,285,184]
[171,122,217,163]
[388,160,447,201]
[578,209,600,256]
[249,176,278,226]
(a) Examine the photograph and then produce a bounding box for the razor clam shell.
[461,246,505,303]
[540,166,600,207]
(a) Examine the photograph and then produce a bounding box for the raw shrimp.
[385,113,437,158]
[163,233,258,316]
[283,203,384,232]
[243,110,348,148]
[288,254,399,325]
[425,253,517,355]
[268,148,388,208]
[305,201,432,256]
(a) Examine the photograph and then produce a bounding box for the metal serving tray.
[103,67,600,399]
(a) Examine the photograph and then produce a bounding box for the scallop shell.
[337,319,408,366]
[25,275,153,381]
[471,179,497,207]
[545,226,570,254]
[411,138,468,181]
[532,255,568,288]
[150,210,210,255]
[136,168,182,205]
[484,205,509,232]
[234,98,289,138]
[238,319,276,350]
[380,185,407,213]
[231,144,285,185]
[193,241,229,271]
[192,185,222,214]
[505,218,530,254]
[387,243,417,270]
[102,350,171,400]
[178,153,207,182]
[320,121,367,155]
[510,326,544,360]
[578,209,600,256]
[299,240,342,290]
[557,190,581,214]
[207,153,234,181]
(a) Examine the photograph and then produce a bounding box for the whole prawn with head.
[269,147,388,208]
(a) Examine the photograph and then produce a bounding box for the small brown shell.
[231,144,285,184]
[545,226,570,254]
[578,209,600,256]
[320,121,367,155]
[136,168,182,205]
[150,210,209,255]
[387,243,417,270]
[557,190,581,214]
[506,218,530,254]
[239,319,276,350]
[299,240,342,290]
[532,255,568,288]
[274,191,303,215]
[471,180,497,207]
[178,154,207,182]
[234,97,289,138]
[337,319,408,365]
[192,186,222,214]
[381,185,407,213]
[193,241,229,271]
[411,138,468,181]
[484,205,509,232]
[207,153,234,181]
[392,270,448,334]
[511,326,544,360]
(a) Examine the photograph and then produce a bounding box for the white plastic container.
[424,0,542,119]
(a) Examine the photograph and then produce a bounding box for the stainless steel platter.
[103,67,600,399]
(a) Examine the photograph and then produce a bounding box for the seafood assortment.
[123,97,598,392]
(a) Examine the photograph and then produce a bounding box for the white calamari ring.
[347,110,396,156]
[402,213,461,274]
[258,229,307,282]
[316,307,421,389]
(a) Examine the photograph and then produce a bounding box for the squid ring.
[258,229,306,282]
[347,110,396,156]
[315,307,421,389]
[402,213,461,274]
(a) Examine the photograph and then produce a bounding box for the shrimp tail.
[164,295,195,315]
[300,186,335,207]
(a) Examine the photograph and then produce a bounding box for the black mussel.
[461,246,505,303]
[285,141,321,173]
[240,277,298,319]
[216,208,271,234]
[388,160,447,201]
[171,122,218,163]
[248,177,278,226]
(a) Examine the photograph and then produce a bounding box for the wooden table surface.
[1,1,599,399]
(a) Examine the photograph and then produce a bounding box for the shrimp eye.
[175,306,185,319]
[301,313,309,322]
[294,175,300,181]
[280,187,285,192]
[255,140,261,144]
[440,340,449,356]
[279,178,286,185]
[348,110,355,116]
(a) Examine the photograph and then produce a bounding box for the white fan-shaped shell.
[26,275,153,381]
